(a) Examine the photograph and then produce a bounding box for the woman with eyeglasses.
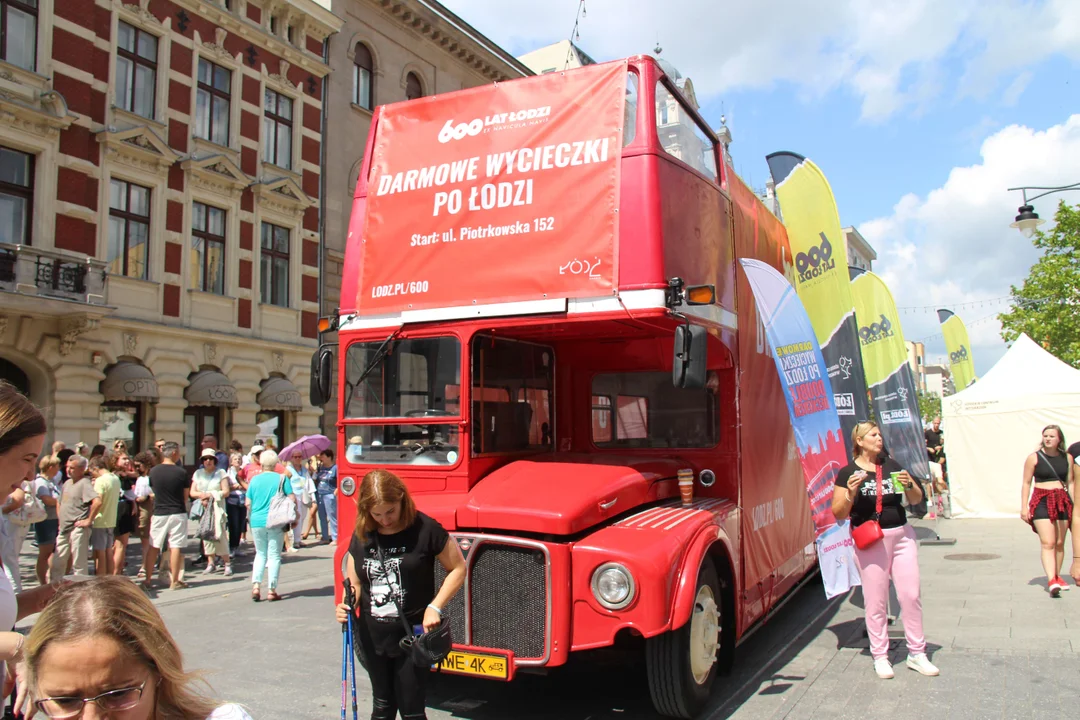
[191,449,231,577]
[16,576,251,719]
[284,450,315,551]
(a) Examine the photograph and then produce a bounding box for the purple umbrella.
[279,434,331,461]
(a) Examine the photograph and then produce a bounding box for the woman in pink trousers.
[832,421,940,680]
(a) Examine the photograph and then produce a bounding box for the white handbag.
[266,476,298,529]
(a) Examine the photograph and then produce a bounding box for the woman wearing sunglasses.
[17,576,251,719]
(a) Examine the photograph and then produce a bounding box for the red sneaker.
[1049,577,1063,597]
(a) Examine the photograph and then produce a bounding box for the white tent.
[944,333,1080,518]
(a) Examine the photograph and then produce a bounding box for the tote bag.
[266,476,297,530]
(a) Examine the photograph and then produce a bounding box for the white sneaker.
[223,566,234,577]
[906,654,940,676]
[874,658,894,679]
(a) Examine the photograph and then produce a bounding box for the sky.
[440,0,1080,376]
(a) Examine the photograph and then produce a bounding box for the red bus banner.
[357,61,627,313]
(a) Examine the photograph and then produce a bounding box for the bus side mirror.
[309,345,334,406]
[673,324,707,389]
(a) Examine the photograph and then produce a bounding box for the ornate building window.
[108,179,150,279]
[405,71,423,101]
[0,147,33,246]
[116,21,158,119]
[0,0,36,71]
[195,58,231,146]
[191,201,226,294]
[352,43,373,110]
[262,89,292,170]
[260,222,289,307]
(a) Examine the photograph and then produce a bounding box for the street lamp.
[1008,182,1080,238]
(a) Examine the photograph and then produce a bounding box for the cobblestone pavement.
[11,517,1079,719]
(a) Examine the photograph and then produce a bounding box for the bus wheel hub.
[690,584,720,684]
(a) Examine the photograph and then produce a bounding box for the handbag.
[8,484,46,527]
[188,500,204,521]
[851,464,885,550]
[266,475,298,529]
[375,537,453,667]
[196,499,218,540]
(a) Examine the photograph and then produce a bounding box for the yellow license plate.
[438,650,511,679]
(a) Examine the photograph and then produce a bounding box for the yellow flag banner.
[767,152,870,454]
[850,269,931,480]
[937,309,977,390]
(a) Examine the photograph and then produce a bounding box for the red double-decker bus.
[312,56,817,718]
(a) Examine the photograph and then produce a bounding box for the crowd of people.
[0,381,263,718]
[0,433,340,598]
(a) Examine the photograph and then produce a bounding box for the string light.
[563,0,587,70]
[916,296,1065,343]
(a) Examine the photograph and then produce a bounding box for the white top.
[134,475,152,500]
[207,705,253,720]
[0,570,16,684]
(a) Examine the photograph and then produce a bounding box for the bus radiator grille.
[469,544,547,659]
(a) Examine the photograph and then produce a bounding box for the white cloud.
[440,0,1080,121]
[860,114,1080,373]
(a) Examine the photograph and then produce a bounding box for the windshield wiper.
[411,440,449,456]
[354,327,402,387]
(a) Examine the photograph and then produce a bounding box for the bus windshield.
[344,336,461,419]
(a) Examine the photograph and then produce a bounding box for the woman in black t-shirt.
[335,470,465,720]
[1020,425,1074,596]
[832,421,938,681]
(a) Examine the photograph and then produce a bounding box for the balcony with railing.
[0,245,109,312]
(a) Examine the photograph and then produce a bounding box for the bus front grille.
[435,539,549,661]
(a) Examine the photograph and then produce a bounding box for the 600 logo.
[858,314,894,345]
[795,232,835,282]
[950,345,969,363]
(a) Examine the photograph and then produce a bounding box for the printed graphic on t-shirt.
[364,557,405,618]
[858,478,900,498]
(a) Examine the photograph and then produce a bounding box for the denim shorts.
[34,518,59,545]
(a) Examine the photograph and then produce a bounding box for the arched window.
[352,43,373,110]
[405,72,423,101]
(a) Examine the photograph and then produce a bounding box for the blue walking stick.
[344,579,359,720]
[340,586,349,720]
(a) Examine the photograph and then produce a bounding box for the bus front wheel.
[646,559,722,719]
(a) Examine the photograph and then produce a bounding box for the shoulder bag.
[8,483,46,527]
[851,464,884,550]
[266,475,298,530]
[374,536,453,667]
[196,498,218,540]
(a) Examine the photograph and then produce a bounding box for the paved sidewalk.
[720,517,1080,719]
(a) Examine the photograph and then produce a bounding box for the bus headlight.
[591,562,635,610]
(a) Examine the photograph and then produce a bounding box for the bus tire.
[646,559,721,719]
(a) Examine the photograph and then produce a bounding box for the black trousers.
[359,623,428,720]
[225,502,246,552]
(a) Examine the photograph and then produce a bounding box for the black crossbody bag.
[374,537,453,667]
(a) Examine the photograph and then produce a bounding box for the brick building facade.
[0,0,342,462]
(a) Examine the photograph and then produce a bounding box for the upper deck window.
[471,335,554,455]
[623,70,638,146]
[654,82,717,182]
[591,371,717,448]
[344,336,460,418]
